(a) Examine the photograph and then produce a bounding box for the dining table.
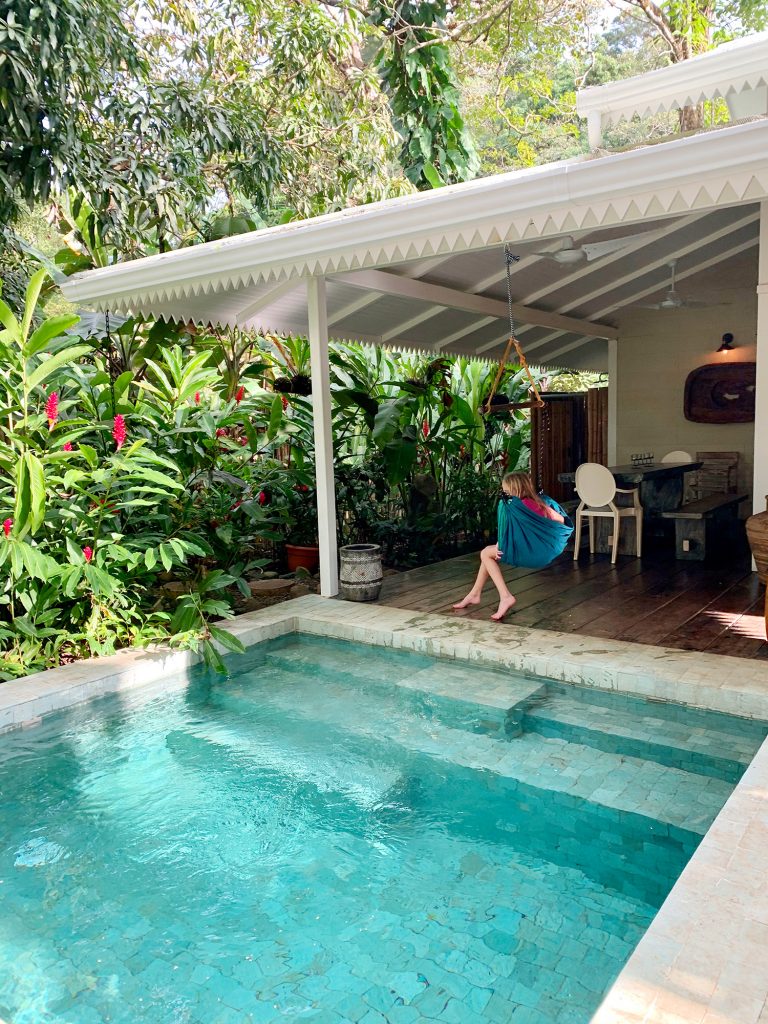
[557,460,702,556]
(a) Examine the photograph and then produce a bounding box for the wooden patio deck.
[377,551,768,660]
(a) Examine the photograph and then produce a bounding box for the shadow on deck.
[377,551,768,660]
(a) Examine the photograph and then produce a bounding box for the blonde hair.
[502,472,546,509]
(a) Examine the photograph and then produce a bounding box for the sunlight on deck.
[704,610,766,640]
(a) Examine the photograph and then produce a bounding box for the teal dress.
[496,495,574,568]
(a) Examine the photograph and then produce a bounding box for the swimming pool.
[2,633,766,1024]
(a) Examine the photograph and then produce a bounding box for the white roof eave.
[576,31,768,127]
[61,119,768,316]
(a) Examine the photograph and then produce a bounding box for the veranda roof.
[62,119,768,372]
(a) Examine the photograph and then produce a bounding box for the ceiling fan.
[530,231,653,265]
[636,260,714,310]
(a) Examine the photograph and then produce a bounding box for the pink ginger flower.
[62,441,73,452]
[216,427,227,438]
[194,391,201,404]
[112,415,127,450]
[240,436,248,446]
[3,518,11,538]
[83,546,93,563]
[235,385,245,404]
[45,391,59,430]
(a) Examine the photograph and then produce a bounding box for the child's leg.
[452,546,494,608]
[480,547,517,621]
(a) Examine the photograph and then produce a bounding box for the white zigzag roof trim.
[62,119,768,323]
[577,32,768,132]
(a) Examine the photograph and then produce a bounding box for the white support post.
[587,111,603,150]
[307,276,338,597]
[607,337,618,466]
[754,201,768,517]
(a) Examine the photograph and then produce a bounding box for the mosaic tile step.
[259,649,527,739]
[531,678,768,741]
[263,635,547,711]
[522,695,761,783]
[220,664,733,835]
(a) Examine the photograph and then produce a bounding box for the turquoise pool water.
[2,635,766,1024]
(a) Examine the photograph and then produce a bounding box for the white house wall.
[615,282,757,499]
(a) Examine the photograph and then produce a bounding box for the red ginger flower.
[62,441,73,452]
[235,385,245,404]
[281,395,288,411]
[3,518,11,538]
[83,546,93,563]
[240,436,248,446]
[194,391,201,404]
[112,414,127,450]
[216,427,227,438]
[45,391,58,430]
[422,419,429,438]
[257,490,267,506]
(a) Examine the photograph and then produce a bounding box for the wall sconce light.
[717,332,735,352]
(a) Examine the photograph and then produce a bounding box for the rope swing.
[482,245,546,415]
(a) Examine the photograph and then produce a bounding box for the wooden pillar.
[754,201,768,519]
[307,276,338,597]
[607,337,618,465]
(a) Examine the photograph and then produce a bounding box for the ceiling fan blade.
[581,232,657,261]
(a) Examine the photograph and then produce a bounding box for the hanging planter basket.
[272,374,312,396]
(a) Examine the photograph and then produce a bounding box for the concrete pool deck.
[1,593,767,1023]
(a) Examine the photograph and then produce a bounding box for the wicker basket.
[746,496,768,584]
[339,544,383,602]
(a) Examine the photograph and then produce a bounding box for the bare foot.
[453,593,481,610]
[491,595,517,621]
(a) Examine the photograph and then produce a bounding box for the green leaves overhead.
[374,1,479,190]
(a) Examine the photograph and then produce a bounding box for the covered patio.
[63,34,768,638]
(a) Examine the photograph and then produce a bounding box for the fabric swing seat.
[497,495,574,569]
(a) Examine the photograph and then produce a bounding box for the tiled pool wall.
[1,593,767,1023]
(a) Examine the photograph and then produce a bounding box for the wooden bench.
[661,493,747,561]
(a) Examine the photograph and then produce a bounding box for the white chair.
[661,450,693,463]
[573,463,643,565]
[662,450,694,501]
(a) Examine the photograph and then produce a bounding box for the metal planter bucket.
[339,544,383,602]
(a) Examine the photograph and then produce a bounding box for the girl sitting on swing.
[453,471,572,622]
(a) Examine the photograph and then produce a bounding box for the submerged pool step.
[261,645,544,739]
[229,663,732,835]
[522,696,760,783]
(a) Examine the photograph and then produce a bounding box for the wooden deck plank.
[610,568,749,646]
[658,575,762,652]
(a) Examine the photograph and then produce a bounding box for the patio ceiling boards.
[61,119,768,372]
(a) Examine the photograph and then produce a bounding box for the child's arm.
[546,505,565,523]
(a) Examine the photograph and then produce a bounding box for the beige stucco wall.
[615,280,757,502]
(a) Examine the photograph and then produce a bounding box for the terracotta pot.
[746,496,768,583]
[285,543,319,574]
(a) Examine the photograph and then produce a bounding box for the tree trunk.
[679,103,705,132]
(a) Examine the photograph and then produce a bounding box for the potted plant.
[284,482,320,573]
